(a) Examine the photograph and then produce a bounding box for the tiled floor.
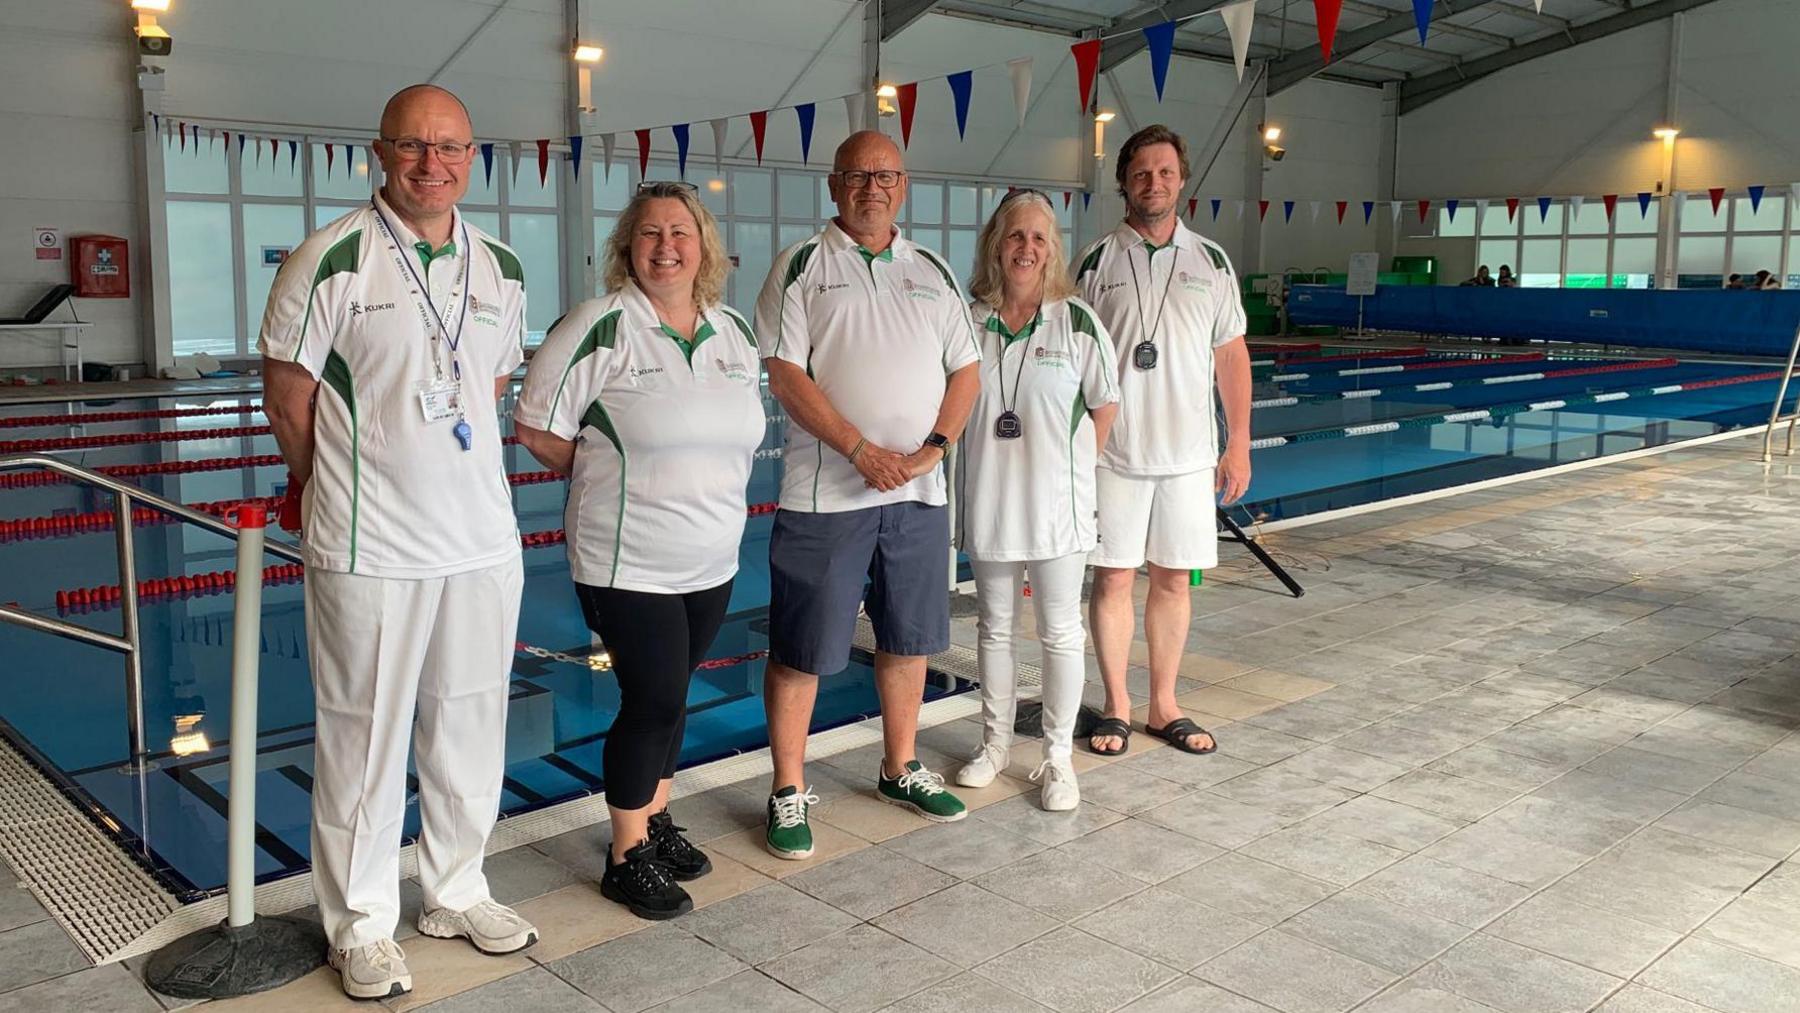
[6,436,1800,1012]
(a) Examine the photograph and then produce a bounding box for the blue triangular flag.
[1362,201,1375,224]
[1413,0,1433,44]
[1749,184,1765,213]
[796,103,816,163]
[1082,191,1092,211]
[1283,200,1295,223]
[288,139,298,172]
[1446,198,1459,221]
[947,70,974,139]
[672,124,690,179]
[1537,196,1552,222]
[236,132,246,155]
[1143,22,1177,101]
[151,112,160,132]
[1210,198,1222,220]
[1637,192,1653,218]
[568,135,583,179]
[480,142,495,186]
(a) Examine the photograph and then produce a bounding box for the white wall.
[0,1,141,370]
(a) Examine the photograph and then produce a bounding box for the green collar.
[984,308,1042,345]
[856,245,895,266]
[413,239,457,268]
[658,318,716,364]
[1142,238,1175,254]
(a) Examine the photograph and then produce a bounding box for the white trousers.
[304,555,523,950]
[971,552,1088,763]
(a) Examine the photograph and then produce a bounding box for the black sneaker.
[600,840,692,920]
[648,810,713,881]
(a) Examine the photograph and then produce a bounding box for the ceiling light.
[131,0,171,11]
[1653,126,1680,140]
[1263,125,1282,142]
[573,44,604,63]
[1095,111,1116,123]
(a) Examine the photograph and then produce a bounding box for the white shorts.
[1090,467,1219,571]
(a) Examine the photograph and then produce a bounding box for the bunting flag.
[1748,184,1765,213]
[1790,183,1800,214]
[220,131,230,161]
[1282,200,1295,223]
[710,118,729,174]
[1389,200,1403,226]
[1638,192,1653,218]
[1569,195,1584,217]
[843,92,868,134]
[1143,21,1178,101]
[1603,194,1618,220]
[1213,198,1224,220]
[1314,0,1344,64]
[601,132,616,180]
[1336,200,1348,223]
[1082,191,1092,211]
[536,139,550,186]
[1708,187,1725,214]
[1310,200,1322,224]
[796,102,817,162]
[254,133,263,168]
[635,129,651,178]
[1186,197,1198,219]
[749,111,768,164]
[480,143,495,186]
[1412,0,1433,44]
[672,123,690,179]
[947,71,974,139]
[1537,196,1552,222]
[1475,198,1489,221]
[1008,57,1032,127]
[897,82,918,148]
[1063,191,1072,210]
[1417,199,1431,223]
[509,140,524,185]
[270,137,279,166]
[1445,198,1459,222]
[288,139,298,172]
[1072,39,1102,114]
[178,121,186,152]
[325,143,334,176]
[568,135,583,180]
[1235,199,1245,219]
[1506,197,1520,222]
[1673,192,1687,219]
[1362,200,1375,225]
[1258,199,1270,221]
[234,132,245,157]
[1222,0,1256,81]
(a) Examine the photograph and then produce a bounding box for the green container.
[1390,256,1437,286]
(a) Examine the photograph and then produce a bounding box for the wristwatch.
[923,432,951,452]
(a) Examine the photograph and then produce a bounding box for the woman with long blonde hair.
[955,190,1119,810]
[514,181,762,918]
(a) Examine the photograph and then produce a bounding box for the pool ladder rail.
[1762,319,1800,462]
[0,452,303,768]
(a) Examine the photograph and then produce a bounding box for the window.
[1438,207,1475,238]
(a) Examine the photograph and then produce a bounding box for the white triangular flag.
[844,92,868,134]
[509,140,524,185]
[1534,0,1543,10]
[710,119,729,174]
[1310,200,1321,224]
[254,136,263,168]
[1569,195,1585,216]
[1672,191,1687,219]
[1788,182,1799,214]
[1008,57,1033,128]
[601,132,616,181]
[1235,199,1245,219]
[1390,200,1404,226]
[1475,198,1489,220]
[1221,0,1257,82]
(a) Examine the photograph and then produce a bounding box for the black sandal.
[1146,717,1217,755]
[1087,717,1132,756]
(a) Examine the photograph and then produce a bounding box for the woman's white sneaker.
[417,898,539,955]
[955,740,1011,788]
[1030,759,1079,811]
[328,938,411,1000]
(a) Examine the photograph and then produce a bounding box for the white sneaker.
[956,740,1011,788]
[1030,759,1080,812]
[417,898,539,955]
[328,938,411,1000]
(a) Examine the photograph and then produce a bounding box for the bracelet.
[847,437,867,462]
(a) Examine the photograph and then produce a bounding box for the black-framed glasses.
[831,169,906,189]
[637,180,700,195]
[380,137,475,163]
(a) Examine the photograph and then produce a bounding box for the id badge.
[416,379,461,423]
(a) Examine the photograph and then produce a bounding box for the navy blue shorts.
[767,502,950,676]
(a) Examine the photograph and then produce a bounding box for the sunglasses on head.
[637,180,700,195]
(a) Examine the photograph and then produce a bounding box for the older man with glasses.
[259,83,535,1000]
[753,130,982,859]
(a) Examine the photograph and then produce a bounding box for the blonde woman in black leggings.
[514,182,763,919]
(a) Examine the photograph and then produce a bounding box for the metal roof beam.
[1400,0,1723,114]
[1097,0,1235,74]
[1339,0,1514,47]
[880,0,947,41]
[1268,0,1494,94]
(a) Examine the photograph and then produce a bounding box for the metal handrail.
[1762,320,1800,462]
[0,453,303,767]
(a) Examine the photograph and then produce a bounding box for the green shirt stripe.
[296,229,362,360]
[321,349,360,572]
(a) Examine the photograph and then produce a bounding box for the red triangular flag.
[635,129,651,177]
[536,139,550,187]
[1062,191,1072,210]
[1709,187,1726,214]
[269,137,278,162]
[1314,0,1345,64]
[1186,197,1198,219]
[1506,197,1520,222]
[1603,194,1618,221]
[1417,199,1431,223]
[748,111,768,164]
[178,121,186,152]
[897,82,918,148]
[325,143,335,175]
[1258,199,1270,220]
[1336,200,1348,224]
[1072,39,1102,114]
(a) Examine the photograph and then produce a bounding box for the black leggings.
[575,579,733,811]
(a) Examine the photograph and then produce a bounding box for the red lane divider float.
[0,403,262,430]
[0,454,288,490]
[1272,345,1429,364]
[1247,342,1322,354]
[0,426,524,455]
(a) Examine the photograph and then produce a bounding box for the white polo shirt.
[258,193,526,578]
[959,297,1119,562]
[1075,220,1246,476]
[755,221,982,513]
[514,283,764,593]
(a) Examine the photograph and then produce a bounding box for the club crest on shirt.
[1178,270,1212,292]
[469,293,502,327]
[716,357,751,383]
[903,277,940,302]
[1033,346,1071,367]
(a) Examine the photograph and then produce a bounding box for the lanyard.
[370,203,471,384]
[992,309,1039,418]
[1125,238,1179,351]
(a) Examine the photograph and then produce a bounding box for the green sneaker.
[765,785,819,860]
[877,760,967,823]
